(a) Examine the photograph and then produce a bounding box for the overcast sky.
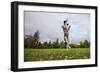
[24,11,90,44]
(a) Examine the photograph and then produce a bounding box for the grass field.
[24,48,90,62]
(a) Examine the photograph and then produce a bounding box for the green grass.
[24,48,90,62]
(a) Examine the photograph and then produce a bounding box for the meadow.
[24,48,90,62]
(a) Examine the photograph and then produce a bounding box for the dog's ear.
[64,20,66,24]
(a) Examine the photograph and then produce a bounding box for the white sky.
[24,11,90,44]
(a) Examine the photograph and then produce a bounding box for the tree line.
[24,31,90,49]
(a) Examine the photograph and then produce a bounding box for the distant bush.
[24,32,90,49]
